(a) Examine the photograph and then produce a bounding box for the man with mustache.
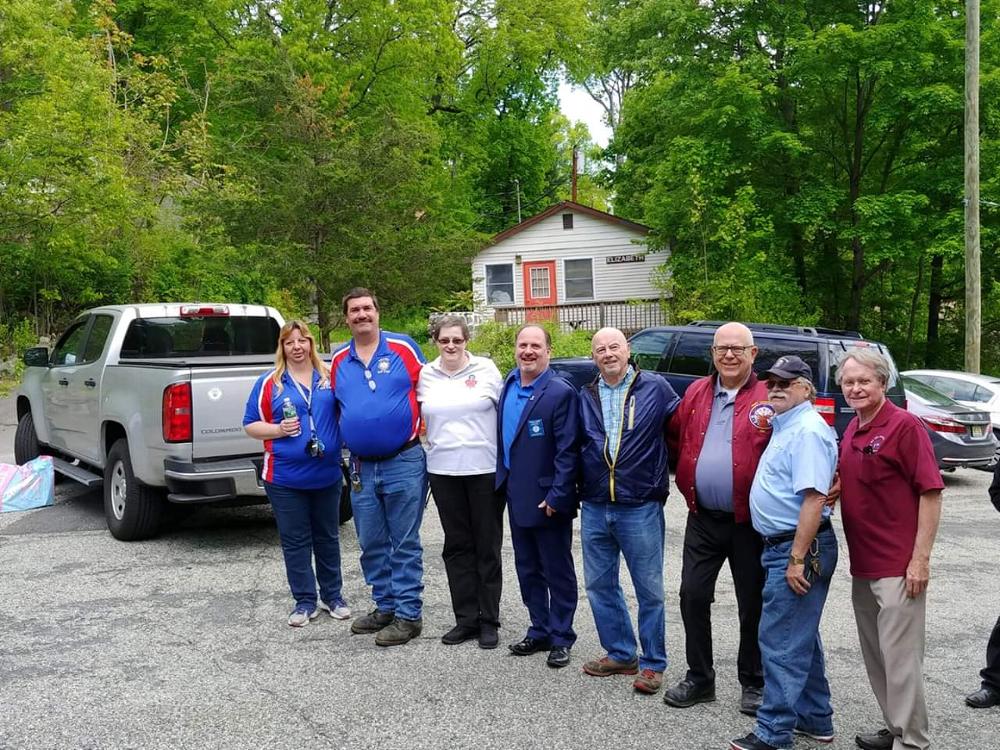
[331,287,427,647]
[731,356,839,750]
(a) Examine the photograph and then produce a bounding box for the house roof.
[488,201,651,246]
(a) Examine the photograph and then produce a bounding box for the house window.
[564,258,594,300]
[562,213,574,229]
[529,267,551,298]
[485,263,515,306]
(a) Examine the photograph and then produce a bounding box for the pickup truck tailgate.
[190,364,274,459]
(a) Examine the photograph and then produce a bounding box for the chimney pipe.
[571,145,579,203]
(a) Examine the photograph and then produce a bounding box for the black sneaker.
[375,617,422,646]
[350,608,394,634]
[729,732,777,750]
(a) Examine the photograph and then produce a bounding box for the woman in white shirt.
[417,315,504,649]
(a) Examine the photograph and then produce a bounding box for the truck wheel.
[14,412,41,464]
[339,482,353,525]
[104,439,164,541]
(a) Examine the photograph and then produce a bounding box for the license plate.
[972,425,986,438]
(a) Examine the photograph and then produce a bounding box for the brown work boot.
[633,669,664,694]
[582,655,639,677]
[350,608,394,635]
[374,617,422,646]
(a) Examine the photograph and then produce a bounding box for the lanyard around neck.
[289,373,317,436]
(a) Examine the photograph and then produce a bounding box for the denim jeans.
[581,501,666,672]
[754,526,838,749]
[350,444,427,620]
[264,480,344,609]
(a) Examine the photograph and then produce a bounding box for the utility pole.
[514,178,522,223]
[965,0,981,372]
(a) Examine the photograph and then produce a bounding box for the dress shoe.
[662,677,716,708]
[854,728,893,750]
[478,623,499,650]
[440,624,479,646]
[965,685,1000,708]
[739,685,764,717]
[729,731,777,750]
[546,645,571,668]
[508,636,551,656]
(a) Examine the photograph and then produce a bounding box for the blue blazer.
[496,368,579,528]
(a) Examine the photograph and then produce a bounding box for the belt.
[762,519,831,547]
[696,504,735,521]
[354,437,420,463]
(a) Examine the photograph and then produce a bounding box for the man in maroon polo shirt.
[836,348,943,750]
[664,322,771,716]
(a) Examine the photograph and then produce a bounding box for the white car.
[902,369,1000,434]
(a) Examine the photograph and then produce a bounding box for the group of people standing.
[244,289,964,750]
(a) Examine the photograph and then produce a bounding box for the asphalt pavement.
[0,394,997,749]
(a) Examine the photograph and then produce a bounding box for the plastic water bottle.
[281,397,301,436]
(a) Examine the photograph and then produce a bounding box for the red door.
[522,261,557,322]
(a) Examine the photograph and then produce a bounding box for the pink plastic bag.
[0,456,55,512]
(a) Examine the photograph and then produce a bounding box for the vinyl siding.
[472,210,668,309]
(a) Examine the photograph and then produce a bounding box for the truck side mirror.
[23,347,50,367]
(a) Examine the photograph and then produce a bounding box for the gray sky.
[558,81,612,147]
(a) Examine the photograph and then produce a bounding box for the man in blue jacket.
[578,327,680,695]
[496,324,580,668]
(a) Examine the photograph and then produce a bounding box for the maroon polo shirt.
[839,400,944,579]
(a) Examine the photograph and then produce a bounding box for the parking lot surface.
[1,397,997,749]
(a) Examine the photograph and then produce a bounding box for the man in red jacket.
[664,322,772,716]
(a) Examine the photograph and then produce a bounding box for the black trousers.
[429,473,505,628]
[980,614,1000,691]
[679,507,765,688]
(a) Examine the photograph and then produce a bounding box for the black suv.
[549,321,906,438]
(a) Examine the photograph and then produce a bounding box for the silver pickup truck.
[13,303,310,540]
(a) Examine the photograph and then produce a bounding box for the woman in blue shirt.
[244,320,350,627]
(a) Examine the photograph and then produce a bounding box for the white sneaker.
[288,605,319,627]
[320,599,351,620]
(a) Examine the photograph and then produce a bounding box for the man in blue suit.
[496,324,580,668]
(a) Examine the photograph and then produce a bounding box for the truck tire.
[13,412,41,464]
[104,439,164,541]
[339,482,353,525]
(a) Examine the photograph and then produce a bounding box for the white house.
[471,201,669,332]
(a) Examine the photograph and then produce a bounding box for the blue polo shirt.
[330,331,425,457]
[695,381,739,512]
[749,400,838,537]
[501,372,537,470]
[243,369,342,489]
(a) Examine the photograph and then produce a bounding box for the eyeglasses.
[364,369,376,391]
[712,345,750,357]
[437,337,466,345]
[766,379,795,391]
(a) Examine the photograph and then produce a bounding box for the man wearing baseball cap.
[729,356,840,750]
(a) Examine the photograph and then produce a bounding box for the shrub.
[470,321,593,375]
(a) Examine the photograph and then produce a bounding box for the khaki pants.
[852,577,930,750]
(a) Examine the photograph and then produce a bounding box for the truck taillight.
[815,397,836,426]
[163,383,192,443]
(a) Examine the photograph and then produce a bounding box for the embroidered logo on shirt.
[527,419,545,437]
[376,357,391,374]
[748,401,776,431]
[867,435,885,454]
[465,374,478,389]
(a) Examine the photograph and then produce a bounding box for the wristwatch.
[788,554,806,565]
